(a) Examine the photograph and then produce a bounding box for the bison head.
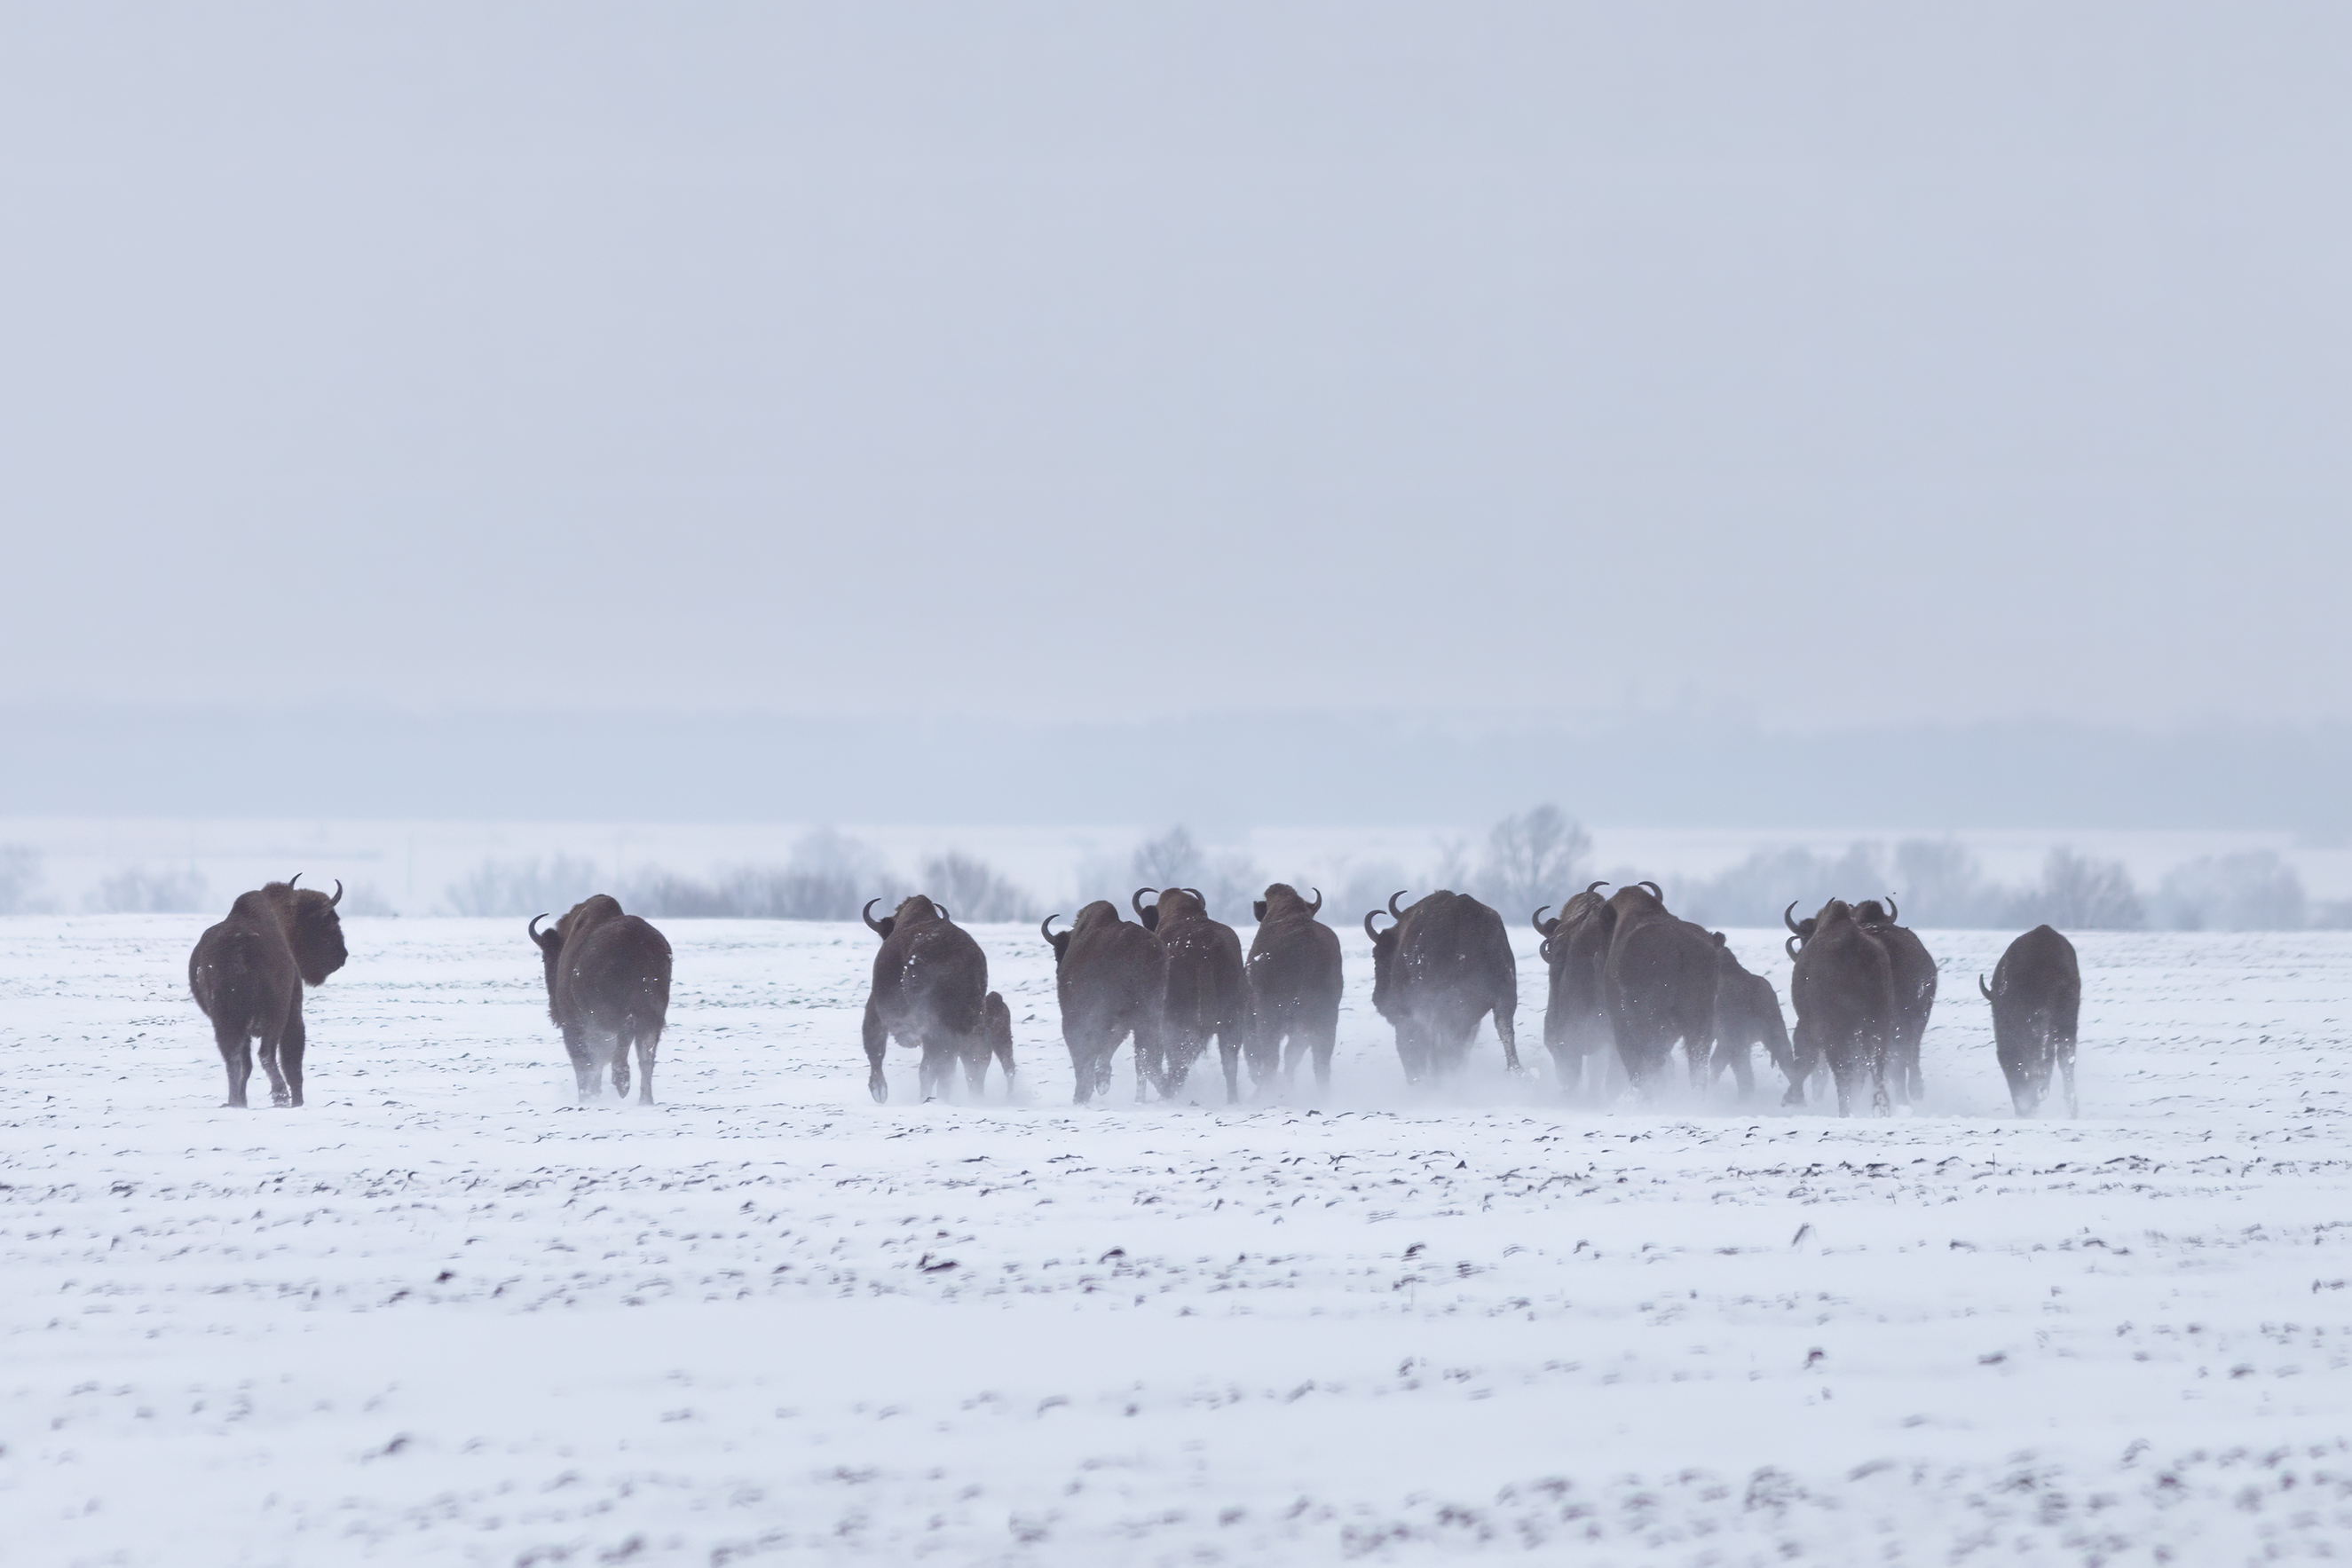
[1362,890,1409,1016]
[865,894,948,940]
[271,875,348,986]
[1133,886,1207,931]
[1252,883,1322,923]
[1039,913,1072,965]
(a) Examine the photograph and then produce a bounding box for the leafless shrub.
[445,855,602,918]
[2154,851,2307,931]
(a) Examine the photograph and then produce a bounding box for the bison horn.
[1184,887,1204,904]
[1388,889,1409,918]
[1531,904,1552,934]
[1538,938,1553,964]
[936,903,951,922]
[1884,894,1899,922]
[1638,880,1663,900]
[1978,973,1993,1000]
[1586,880,1609,895]
[528,912,549,942]
[1785,935,1802,961]
[1133,887,1156,919]
[1364,909,1389,941]
[288,873,302,891]
[1306,886,1322,916]
[329,879,343,907]
[1040,913,1061,944]
[862,897,888,936]
[1783,900,1803,936]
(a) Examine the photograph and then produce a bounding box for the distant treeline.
[6,815,2346,931]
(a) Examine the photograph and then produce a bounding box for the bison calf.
[530,895,673,1103]
[189,875,348,1107]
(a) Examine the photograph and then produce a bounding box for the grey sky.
[3,4,2345,729]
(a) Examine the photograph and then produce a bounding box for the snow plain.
[4,914,2351,1566]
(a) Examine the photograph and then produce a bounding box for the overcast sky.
[2,4,2346,731]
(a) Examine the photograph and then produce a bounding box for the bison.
[1598,882,1719,1091]
[1133,887,1249,1101]
[1852,897,1938,1103]
[1786,898,1894,1115]
[1532,880,1615,1097]
[188,875,348,1107]
[1041,902,1163,1104]
[529,894,673,1103]
[1706,932,1793,1099]
[1363,889,1519,1084]
[861,894,1012,1102]
[1244,883,1344,1095]
[1979,924,2081,1116]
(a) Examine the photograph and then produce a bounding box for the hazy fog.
[3,4,2347,729]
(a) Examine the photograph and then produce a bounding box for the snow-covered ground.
[5,914,2351,1565]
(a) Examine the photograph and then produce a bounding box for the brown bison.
[1786,898,1894,1115]
[1853,897,1938,1103]
[530,894,673,1103]
[1245,884,1344,1094]
[861,894,1013,1102]
[1598,882,1719,1091]
[1980,924,2081,1116]
[1707,932,1792,1099]
[1041,902,1163,1104]
[188,875,348,1107]
[1133,886,1249,1101]
[1533,880,1614,1097]
[1364,890,1519,1083]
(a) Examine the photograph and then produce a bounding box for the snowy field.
[5,915,2352,1566]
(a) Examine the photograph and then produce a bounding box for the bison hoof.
[869,1079,888,1105]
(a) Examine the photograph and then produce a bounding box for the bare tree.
[2013,847,2144,930]
[1476,805,1592,916]
[87,865,211,914]
[920,852,1039,923]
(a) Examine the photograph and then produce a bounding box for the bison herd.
[185,876,2085,1118]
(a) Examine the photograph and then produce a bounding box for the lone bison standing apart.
[1041,902,1162,1104]
[1533,880,1615,1097]
[1598,882,1719,1091]
[1245,884,1344,1095]
[861,894,1014,1102]
[1133,887,1248,1101]
[1364,890,1519,1084]
[1980,924,2081,1116]
[1787,898,1895,1115]
[530,894,673,1103]
[189,875,348,1107]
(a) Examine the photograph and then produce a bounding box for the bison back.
[189,916,295,1038]
[562,915,674,1035]
[871,919,990,1036]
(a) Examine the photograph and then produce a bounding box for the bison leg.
[1066,1029,1101,1106]
[2059,1036,2078,1118]
[1493,1004,1521,1074]
[279,998,308,1108]
[1306,1021,1337,1097]
[214,1020,254,1108]
[1217,1030,1243,1105]
[961,1036,992,1099]
[256,995,295,1107]
[863,1003,888,1104]
[609,1031,632,1100]
[633,1026,659,1105]
[1783,1020,1817,1107]
[563,1023,600,1102]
